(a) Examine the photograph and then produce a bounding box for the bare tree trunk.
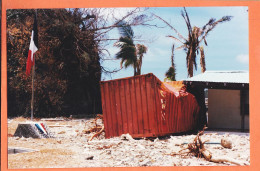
[171,44,175,67]
[136,55,143,75]
[136,65,140,75]
[200,46,206,73]
[139,55,142,75]
[187,53,194,77]
[134,62,137,76]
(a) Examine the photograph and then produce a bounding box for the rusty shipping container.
[100,73,200,138]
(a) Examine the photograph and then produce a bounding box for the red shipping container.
[100,73,200,138]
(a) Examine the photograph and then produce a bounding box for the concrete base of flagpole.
[14,122,53,138]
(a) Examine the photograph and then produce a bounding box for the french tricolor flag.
[26,15,38,77]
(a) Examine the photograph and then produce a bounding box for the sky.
[101,7,249,81]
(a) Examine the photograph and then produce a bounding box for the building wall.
[208,89,249,130]
[242,90,250,129]
[245,115,249,129]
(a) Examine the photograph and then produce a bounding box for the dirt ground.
[8,117,250,168]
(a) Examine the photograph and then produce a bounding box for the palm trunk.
[200,46,206,73]
[187,51,194,77]
[134,62,137,76]
[137,55,143,75]
[171,44,174,67]
[136,65,140,75]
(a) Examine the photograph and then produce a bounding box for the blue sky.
[101,7,249,81]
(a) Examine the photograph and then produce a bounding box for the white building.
[183,71,249,131]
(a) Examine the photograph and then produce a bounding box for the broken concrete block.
[14,122,53,138]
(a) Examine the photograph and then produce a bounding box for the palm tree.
[155,8,232,77]
[136,44,148,75]
[165,44,176,81]
[114,21,147,76]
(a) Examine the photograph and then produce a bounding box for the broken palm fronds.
[186,126,208,159]
[83,114,105,141]
[181,126,248,165]
[84,127,103,134]
[182,139,232,148]
[167,148,190,158]
[88,126,104,141]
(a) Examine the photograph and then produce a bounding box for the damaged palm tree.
[165,44,176,81]
[114,21,148,76]
[154,8,232,77]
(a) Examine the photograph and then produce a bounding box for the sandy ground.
[8,117,250,169]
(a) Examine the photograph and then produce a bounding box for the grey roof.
[182,71,249,84]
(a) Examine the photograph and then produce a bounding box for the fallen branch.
[84,127,103,134]
[186,126,248,165]
[82,114,105,141]
[210,156,249,165]
[169,149,190,157]
[88,126,104,141]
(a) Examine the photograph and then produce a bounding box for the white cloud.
[236,54,249,64]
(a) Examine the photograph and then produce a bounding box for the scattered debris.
[14,123,52,138]
[154,138,159,142]
[8,147,38,155]
[41,118,65,122]
[8,117,250,168]
[221,138,232,149]
[84,127,103,134]
[48,125,72,128]
[96,144,117,150]
[83,114,105,141]
[86,156,94,160]
[88,126,105,141]
[182,142,221,145]
[185,126,248,165]
[121,134,134,141]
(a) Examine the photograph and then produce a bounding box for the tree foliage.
[114,21,148,76]
[136,44,148,75]
[165,44,176,81]
[155,7,232,78]
[7,9,102,117]
[7,8,152,117]
[165,67,176,81]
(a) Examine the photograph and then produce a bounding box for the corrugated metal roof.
[182,71,249,84]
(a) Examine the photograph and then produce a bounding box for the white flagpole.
[31,56,35,121]
[31,10,37,121]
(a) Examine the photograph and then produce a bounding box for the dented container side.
[100,73,200,138]
[153,76,200,134]
[159,84,200,134]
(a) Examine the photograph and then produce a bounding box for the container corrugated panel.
[100,73,200,138]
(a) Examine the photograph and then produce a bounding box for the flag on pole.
[26,15,38,77]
